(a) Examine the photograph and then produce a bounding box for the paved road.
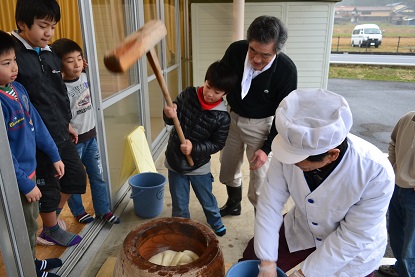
[328,78,415,276]
[330,53,415,66]
[328,78,414,153]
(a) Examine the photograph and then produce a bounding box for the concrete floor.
[80,150,395,277]
[81,151,263,276]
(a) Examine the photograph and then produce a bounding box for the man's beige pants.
[219,111,273,206]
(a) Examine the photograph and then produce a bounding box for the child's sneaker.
[214,225,226,237]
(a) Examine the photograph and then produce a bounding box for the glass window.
[88,0,144,198]
[104,93,142,193]
[148,68,179,143]
[164,0,177,67]
[137,0,180,144]
[91,0,139,100]
[148,79,165,141]
[144,0,160,77]
[167,68,179,101]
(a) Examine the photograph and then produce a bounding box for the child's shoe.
[214,225,226,237]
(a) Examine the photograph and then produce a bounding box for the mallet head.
[104,20,167,73]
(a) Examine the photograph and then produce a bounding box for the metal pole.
[396,36,401,53]
[0,105,37,276]
[337,36,340,52]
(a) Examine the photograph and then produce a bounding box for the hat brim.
[272,135,309,165]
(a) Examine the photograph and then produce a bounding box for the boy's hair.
[0,31,17,56]
[204,61,237,95]
[51,38,83,60]
[15,0,61,31]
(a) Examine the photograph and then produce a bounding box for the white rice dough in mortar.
[148,250,199,266]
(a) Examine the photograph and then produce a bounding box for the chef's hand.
[257,261,277,277]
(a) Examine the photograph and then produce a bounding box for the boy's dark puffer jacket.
[163,87,230,173]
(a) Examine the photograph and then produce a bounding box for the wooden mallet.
[104,20,194,166]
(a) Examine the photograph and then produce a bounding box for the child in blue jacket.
[0,29,64,277]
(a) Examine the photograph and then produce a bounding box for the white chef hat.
[272,88,353,164]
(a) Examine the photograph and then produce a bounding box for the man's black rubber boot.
[220,186,242,216]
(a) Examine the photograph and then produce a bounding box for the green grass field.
[329,64,415,82]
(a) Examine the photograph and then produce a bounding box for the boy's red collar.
[197,86,222,110]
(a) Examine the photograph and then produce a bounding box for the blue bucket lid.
[226,260,287,277]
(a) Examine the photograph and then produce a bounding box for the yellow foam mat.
[127,126,157,173]
[120,126,157,184]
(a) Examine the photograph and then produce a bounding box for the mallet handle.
[146,49,194,166]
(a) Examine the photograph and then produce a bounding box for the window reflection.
[104,93,142,193]
[164,0,177,67]
[167,68,179,102]
[91,0,139,100]
[144,0,179,143]
[144,0,160,77]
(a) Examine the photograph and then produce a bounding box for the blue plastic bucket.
[226,260,287,277]
[129,172,166,218]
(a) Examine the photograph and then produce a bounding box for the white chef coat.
[254,134,395,277]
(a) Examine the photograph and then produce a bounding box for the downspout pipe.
[233,0,244,41]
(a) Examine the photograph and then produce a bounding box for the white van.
[351,24,382,48]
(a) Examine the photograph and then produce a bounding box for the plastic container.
[129,172,166,218]
[226,260,287,277]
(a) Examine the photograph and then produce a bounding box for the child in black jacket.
[163,61,237,236]
[12,0,86,247]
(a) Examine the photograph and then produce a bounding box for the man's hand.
[180,139,192,155]
[69,124,78,144]
[249,149,268,170]
[53,160,65,179]
[25,186,42,202]
[164,103,177,119]
[257,261,277,277]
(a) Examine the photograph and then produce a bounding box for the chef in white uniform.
[253,88,395,277]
